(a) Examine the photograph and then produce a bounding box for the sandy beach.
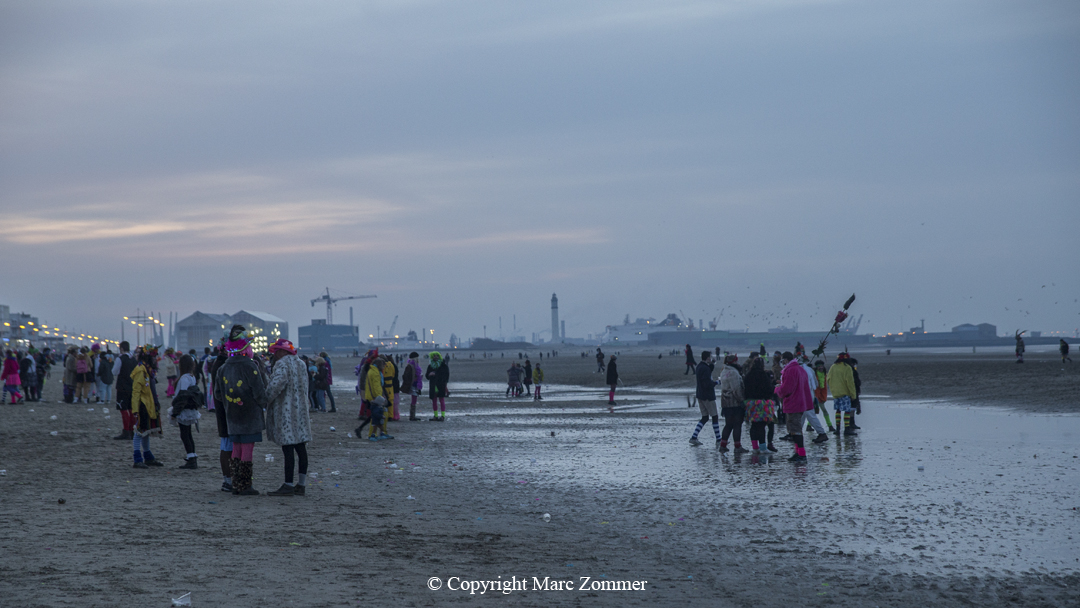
[1,348,1078,607]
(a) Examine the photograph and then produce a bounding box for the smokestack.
[551,293,559,344]
[350,306,354,328]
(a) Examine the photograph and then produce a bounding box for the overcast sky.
[2,0,1078,344]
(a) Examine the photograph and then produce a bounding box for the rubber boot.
[230,458,241,495]
[238,461,259,495]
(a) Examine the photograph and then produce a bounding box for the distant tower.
[551,293,559,344]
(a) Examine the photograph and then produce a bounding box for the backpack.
[76,358,89,374]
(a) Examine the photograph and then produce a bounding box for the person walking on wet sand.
[533,362,544,400]
[596,348,606,373]
[1061,339,1072,363]
[827,352,857,435]
[264,339,312,497]
[688,351,722,448]
[523,359,533,398]
[684,344,695,375]
[718,354,747,453]
[606,355,619,405]
[775,351,812,462]
[1015,332,1025,364]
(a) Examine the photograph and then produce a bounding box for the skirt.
[744,399,777,423]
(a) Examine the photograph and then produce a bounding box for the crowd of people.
[687,343,863,462]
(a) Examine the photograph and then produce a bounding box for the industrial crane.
[385,315,398,338]
[311,287,376,324]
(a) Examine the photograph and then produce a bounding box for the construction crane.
[385,315,399,338]
[311,287,376,324]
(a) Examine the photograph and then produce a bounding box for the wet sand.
[1,349,1077,607]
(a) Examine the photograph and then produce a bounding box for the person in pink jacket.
[2,350,24,404]
[774,351,813,462]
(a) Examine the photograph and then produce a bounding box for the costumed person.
[112,341,137,440]
[532,362,544,401]
[426,351,449,421]
[799,356,830,443]
[606,355,619,405]
[362,357,391,440]
[848,356,863,429]
[774,351,812,462]
[743,357,778,454]
[214,325,268,496]
[1015,331,1026,364]
[170,354,203,469]
[209,345,232,491]
[684,344,695,375]
[827,352,857,436]
[383,353,400,421]
[1062,339,1073,363]
[717,354,747,453]
[163,348,179,397]
[376,357,396,438]
[401,352,423,421]
[265,339,312,496]
[354,349,379,434]
[2,350,23,404]
[130,347,164,468]
[688,351,722,448]
[811,360,834,433]
[522,359,533,399]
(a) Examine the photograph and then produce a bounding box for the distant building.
[176,312,232,352]
[231,310,288,352]
[298,319,359,353]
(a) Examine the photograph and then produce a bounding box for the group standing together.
[688,343,863,462]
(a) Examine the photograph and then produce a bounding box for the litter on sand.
[171,592,192,606]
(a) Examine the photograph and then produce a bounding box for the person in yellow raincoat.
[365,358,393,440]
[130,348,164,468]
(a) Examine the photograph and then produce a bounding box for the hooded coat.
[265,354,312,446]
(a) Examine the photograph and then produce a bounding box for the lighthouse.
[550,293,559,344]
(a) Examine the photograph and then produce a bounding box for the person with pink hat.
[265,338,312,496]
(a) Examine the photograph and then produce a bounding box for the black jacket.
[114,354,136,395]
[695,361,716,400]
[426,362,450,399]
[606,361,618,385]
